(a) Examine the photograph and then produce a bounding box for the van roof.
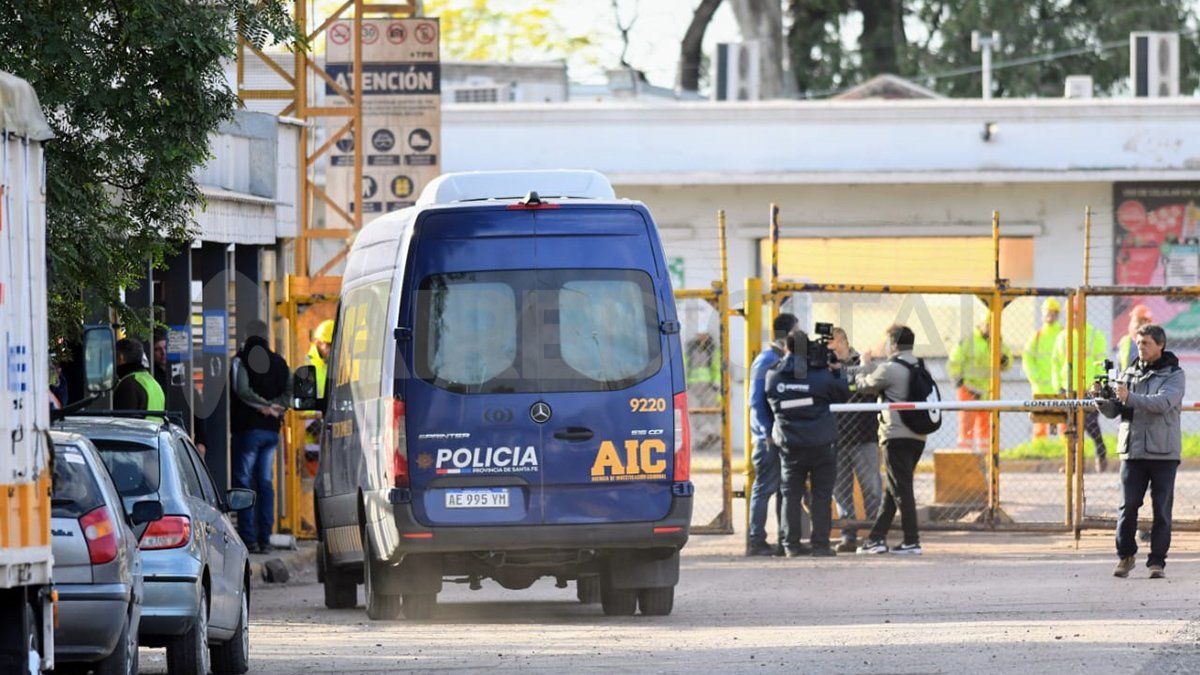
[348,170,642,265]
[417,170,615,205]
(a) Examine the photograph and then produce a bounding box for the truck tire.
[600,584,637,616]
[211,585,250,674]
[637,587,674,616]
[94,608,137,675]
[321,544,357,609]
[576,577,601,604]
[167,585,211,675]
[362,529,402,621]
[401,593,437,620]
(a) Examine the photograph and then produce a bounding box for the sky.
[515,0,743,87]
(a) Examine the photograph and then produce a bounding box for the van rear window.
[416,269,661,393]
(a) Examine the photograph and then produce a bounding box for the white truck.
[0,70,56,673]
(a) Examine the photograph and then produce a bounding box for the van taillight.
[79,506,118,564]
[391,398,409,488]
[673,392,691,482]
[140,515,191,550]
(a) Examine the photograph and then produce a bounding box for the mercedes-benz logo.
[530,402,552,424]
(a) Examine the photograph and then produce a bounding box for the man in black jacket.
[230,320,293,553]
[830,327,882,552]
[765,328,851,557]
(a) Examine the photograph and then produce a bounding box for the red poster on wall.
[1113,182,1200,345]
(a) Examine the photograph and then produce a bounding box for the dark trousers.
[232,429,278,546]
[1116,459,1178,567]
[780,444,836,550]
[868,438,925,546]
[1084,410,1106,460]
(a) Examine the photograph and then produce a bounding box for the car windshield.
[92,438,161,497]
[51,445,105,518]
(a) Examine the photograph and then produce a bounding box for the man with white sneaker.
[1096,324,1184,580]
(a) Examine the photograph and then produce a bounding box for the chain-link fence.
[677,288,733,534]
[1077,290,1200,528]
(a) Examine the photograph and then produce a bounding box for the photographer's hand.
[1116,382,1129,404]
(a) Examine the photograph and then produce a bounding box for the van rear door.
[403,209,546,528]
[532,207,677,525]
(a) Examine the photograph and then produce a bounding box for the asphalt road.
[136,530,1200,674]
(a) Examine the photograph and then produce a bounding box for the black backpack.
[889,357,942,434]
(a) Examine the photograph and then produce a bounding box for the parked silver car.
[51,430,162,674]
[54,416,255,675]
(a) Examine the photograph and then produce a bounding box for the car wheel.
[211,585,250,674]
[362,528,401,621]
[637,587,674,616]
[576,577,601,604]
[321,542,358,609]
[600,584,637,616]
[94,607,137,675]
[167,585,210,675]
[401,593,437,620]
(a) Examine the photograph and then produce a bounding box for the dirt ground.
[136,528,1200,674]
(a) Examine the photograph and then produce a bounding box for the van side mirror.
[83,325,116,394]
[129,500,164,526]
[293,365,322,411]
[225,488,256,512]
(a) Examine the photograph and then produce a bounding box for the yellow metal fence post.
[743,277,763,543]
[717,211,733,533]
[988,211,1003,524]
[1065,290,1076,529]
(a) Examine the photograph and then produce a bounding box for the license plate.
[445,489,510,509]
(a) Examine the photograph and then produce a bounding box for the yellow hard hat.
[1042,298,1061,312]
[314,320,335,344]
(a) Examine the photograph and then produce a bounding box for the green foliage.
[785,0,1200,98]
[0,1,298,348]
[910,1,1200,98]
[421,0,592,63]
[1001,433,1200,460]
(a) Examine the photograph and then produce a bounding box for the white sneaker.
[891,542,922,555]
[856,539,888,555]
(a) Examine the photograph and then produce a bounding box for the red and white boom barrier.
[830,399,1200,413]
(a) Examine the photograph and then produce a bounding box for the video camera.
[806,322,838,370]
[1093,359,1117,400]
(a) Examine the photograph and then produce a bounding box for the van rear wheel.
[600,585,637,616]
[362,529,402,621]
[402,593,437,620]
[321,542,358,609]
[576,577,600,604]
[637,587,674,616]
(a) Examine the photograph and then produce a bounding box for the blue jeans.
[1116,459,1178,568]
[749,438,793,546]
[232,429,278,546]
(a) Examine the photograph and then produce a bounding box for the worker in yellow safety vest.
[113,338,165,423]
[308,319,335,398]
[1115,304,1153,372]
[947,318,1011,451]
[1051,297,1110,471]
[1022,298,1062,438]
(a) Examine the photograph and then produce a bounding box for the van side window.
[331,281,391,403]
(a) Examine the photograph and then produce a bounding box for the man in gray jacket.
[846,325,928,555]
[1097,324,1184,579]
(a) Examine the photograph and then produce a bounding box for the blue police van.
[296,170,693,620]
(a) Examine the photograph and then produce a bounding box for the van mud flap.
[602,549,680,590]
[375,553,443,595]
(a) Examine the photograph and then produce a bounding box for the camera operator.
[1095,324,1184,580]
[765,327,851,557]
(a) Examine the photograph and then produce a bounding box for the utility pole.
[971,30,1000,99]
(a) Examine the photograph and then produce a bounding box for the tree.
[0,1,298,348]
[730,0,790,97]
[787,0,854,96]
[857,0,907,78]
[910,1,1200,98]
[420,0,592,63]
[680,0,725,92]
